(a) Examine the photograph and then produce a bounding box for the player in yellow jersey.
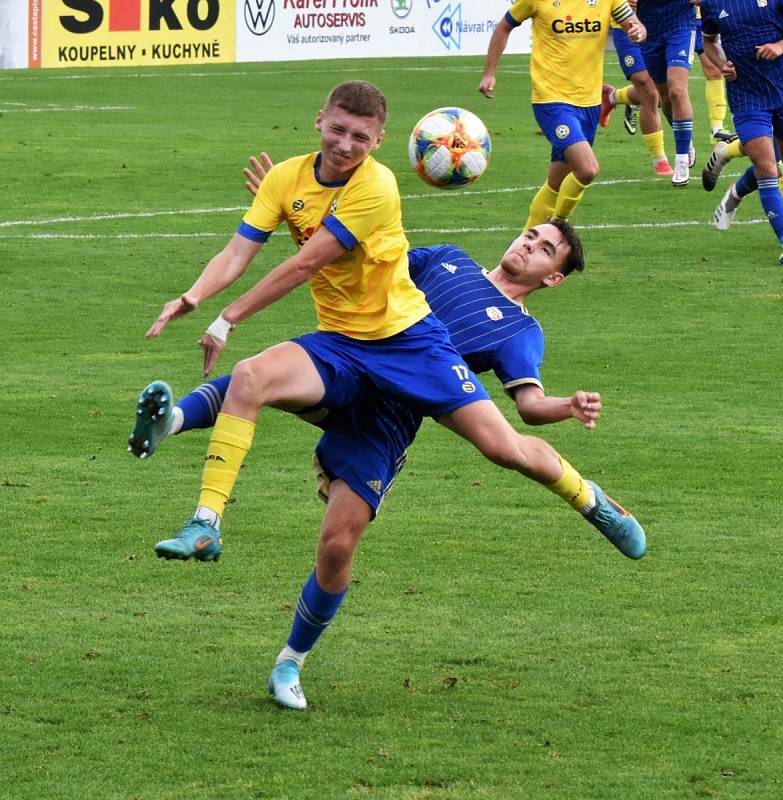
[143,81,646,707]
[479,0,645,229]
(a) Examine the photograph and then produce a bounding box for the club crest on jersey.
[555,124,570,139]
[293,199,304,211]
[441,262,458,273]
[485,306,503,321]
[330,198,338,213]
[587,0,597,6]
[758,0,767,6]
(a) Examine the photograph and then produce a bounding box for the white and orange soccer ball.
[408,107,492,190]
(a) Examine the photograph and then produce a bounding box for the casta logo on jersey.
[551,16,601,34]
[245,0,275,36]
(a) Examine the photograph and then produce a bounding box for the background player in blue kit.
[633,0,697,186]
[700,0,783,263]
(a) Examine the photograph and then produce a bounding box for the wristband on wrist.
[206,313,234,343]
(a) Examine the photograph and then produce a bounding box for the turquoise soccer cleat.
[154,518,223,562]
[128,380,173,459]
[584,482,646,560]
[268,659,307,710]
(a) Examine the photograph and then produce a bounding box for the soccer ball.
[408,107,492,190]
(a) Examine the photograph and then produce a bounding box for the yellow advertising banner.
[42,0,235,68]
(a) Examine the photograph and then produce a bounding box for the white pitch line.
[0,179,647,230]
[0,104,133,112]
[0,217,769,241]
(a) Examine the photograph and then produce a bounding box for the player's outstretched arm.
[479,18,513,98]
[244,152,273,196]
[514,385,601,430]
[199,227,346,375]
[145,233,262,338]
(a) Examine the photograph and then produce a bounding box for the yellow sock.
[198,413,256,517]
[642,130,666,161]
[725,138,743,160]
[546,458,592,512]
[705,78,727,132]
[524,182,559,230]
[552,173,589,221]
[614,85,633,106]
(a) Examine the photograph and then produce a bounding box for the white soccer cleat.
[672,162,689,187]
[702,141,730,192]
[713,185,740,230]
[268,659,307,710]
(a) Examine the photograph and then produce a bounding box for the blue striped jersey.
[701,0,783,112]
[635,0,695,38]
[408,244,545,395]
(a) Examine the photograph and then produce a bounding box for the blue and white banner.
[236,0,532,63]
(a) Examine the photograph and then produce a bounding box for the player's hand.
[243,152,274,196]
[755,42,783,61]
[145,293,198,338]
[571,390,602,430]
[721,60,737,80]
[198,331,226,376]
[627,21,645,43]
[478,76,495,99]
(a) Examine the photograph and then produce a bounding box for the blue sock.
[758,177,783,244]
[177,375,230,432]
[672,118,693,157]
[287,570,347,655]
[736,165,758,198]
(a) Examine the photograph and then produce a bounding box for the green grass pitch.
[1,55,782,799]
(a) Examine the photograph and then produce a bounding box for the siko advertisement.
[236,0,531,63]
[41,0,236,68]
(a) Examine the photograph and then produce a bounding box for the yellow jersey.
[507,0,634,106]
[241,152,430,340]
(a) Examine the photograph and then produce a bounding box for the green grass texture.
[2,55,782,800]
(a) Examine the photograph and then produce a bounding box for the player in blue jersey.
[633,0,697,185]
[133,221,645,709]
[700,0,783,263]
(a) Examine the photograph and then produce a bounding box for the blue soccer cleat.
[268,659,307,710]
[584,482,646,560]
[154,518,223,562]
[129,380,173,459]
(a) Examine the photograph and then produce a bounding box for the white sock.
[168,407,184,435]
[276,645,307,669]
[195,506,221,530]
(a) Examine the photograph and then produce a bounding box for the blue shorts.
[314,393,422,515]
[532,103,600,163]
[612,27,647,79]
[733,109,783,147]
[694,17,703,55]
[292,314,489,419]
[641,27,695,85]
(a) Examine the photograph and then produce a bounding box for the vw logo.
[245,0,275,36]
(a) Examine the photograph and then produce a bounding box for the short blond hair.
[324,81,387,126]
